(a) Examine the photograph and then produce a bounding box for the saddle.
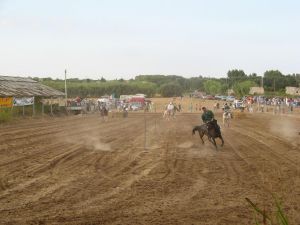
[206,119,221,135]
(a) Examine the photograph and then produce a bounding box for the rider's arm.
[201,114,205,122]
[210,111,215,119]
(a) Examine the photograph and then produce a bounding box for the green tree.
[159,82,183,97]
[295,74,300,84]
[264,70,284,91]
[227,69,246,79]
[233,80,257,97]
[227,69,247,87]
[203,80,222,95]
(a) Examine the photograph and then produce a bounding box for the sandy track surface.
[0,112,299,225]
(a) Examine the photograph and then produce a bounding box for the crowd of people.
[243,96,299,114]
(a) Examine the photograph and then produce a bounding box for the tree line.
[36,70,300,98]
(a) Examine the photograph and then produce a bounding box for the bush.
[159,82,183,97]
[0,109,12,123]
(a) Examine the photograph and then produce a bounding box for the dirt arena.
[0,102,299,224]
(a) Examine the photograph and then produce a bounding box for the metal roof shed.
[0,76,64,97]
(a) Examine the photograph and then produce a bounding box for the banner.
[0,97,13,107]
[41,98,66,106]
[13,97,34,106]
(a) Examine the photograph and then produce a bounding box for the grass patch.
[0,108,12,123]
[246,194,289,225]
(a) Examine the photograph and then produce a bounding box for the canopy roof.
[0,76,65,97]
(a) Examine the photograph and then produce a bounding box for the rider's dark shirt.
[201,110,214,123]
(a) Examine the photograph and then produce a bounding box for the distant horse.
[163,109,172,120]
[222,111,232,128]
[172,105,180,117]
[192,120,224,149]
[163,104,180,120]
[213,102,220,111]
[99,104,108,121]
[163,104,173,120]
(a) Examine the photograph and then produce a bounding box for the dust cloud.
[82,136,111,151]
[269,117,300,146]
[62,132,112,152]
[177,141,217,158]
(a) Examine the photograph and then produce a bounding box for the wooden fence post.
[50,97,53,116]
[32,97,35,117]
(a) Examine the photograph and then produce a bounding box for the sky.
[0,0,300,80]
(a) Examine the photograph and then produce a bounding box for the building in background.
[286,86,300,96]
[0,76,65,115]
[249,87,264,95]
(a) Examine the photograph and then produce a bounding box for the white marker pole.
[65,69,68,103]
[65,69,68,114]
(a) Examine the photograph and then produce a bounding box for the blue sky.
[0,0,299,79]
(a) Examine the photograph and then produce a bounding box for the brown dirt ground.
[0,100,299,225]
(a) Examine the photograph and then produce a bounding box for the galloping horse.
[192,120,224,149]
[222,111,232,127]
[99,103,109,121]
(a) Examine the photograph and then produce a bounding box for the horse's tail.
[192,126,198,135]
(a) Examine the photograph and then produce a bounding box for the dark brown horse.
[192,119,224,149]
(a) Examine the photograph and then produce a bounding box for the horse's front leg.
[207,135,214,144]
[212,138,218,149]
[219,135,224,147]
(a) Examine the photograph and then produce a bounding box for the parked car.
[215,95,227,100]
[226,96,235,102]
[203,95,215,100]
[219,96,227,101]
[292,101,300,107]
[233,100,245,111]
[130,103,143,111]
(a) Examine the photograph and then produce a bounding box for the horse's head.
[192,126,201,135]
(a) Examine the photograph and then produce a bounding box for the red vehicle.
[203,95,215,100]
[129,96,145,110]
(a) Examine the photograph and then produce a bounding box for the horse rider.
[201,107,221,135]
[223,103,230,112]
[167,102,174,111]
[201,106,214,122]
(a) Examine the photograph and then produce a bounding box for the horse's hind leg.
[226,119,229,128]
[199,131,205,144]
